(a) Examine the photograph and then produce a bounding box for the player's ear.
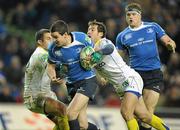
[37,39,42,45]
[99,32,103,37]
[64,32,68,36]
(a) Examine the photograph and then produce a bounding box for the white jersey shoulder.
[95,38,138,85]
[24,47,51,97]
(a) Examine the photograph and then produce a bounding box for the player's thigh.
[78,104,88,129]
[67,93,89,118]
[24,91,58,114]
[43,91,67,115]
[122,92,139,111]
[121,92,139,121]
[143,89,160,113]
[134,96,151,122]
[67,77,98,101]
[45,97,67,116]
[122,74,143,111]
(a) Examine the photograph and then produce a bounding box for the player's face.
[41,32,52,49]
[51,32,67,47]
[87,25,101,43]
[126,11,141,28]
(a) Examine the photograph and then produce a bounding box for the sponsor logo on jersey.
[138,37,144,42]
[68,59,74,62]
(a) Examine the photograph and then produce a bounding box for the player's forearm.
[47,63,56,80]
[96,44,114,55]
[161,35,176,52]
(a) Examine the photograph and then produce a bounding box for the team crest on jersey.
[40,54,48,62]
[147,28,153,33]
[55,50,62,56]
[76,47,81,53]
[124,33,132,41]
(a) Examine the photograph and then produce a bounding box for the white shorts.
[24,91,57,114]
[113,72,143,97]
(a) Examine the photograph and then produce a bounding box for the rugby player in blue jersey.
[116,3,176,130]
[47,20,99,130]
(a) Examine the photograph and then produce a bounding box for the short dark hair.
[50,20,69,35]
[125,3,142,14]
[88,20,107,37]
[35,29,50,42]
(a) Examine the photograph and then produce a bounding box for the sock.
[127,118,139,130]
[57,116,70,130]
[68,119,80,130]
[53,125,62,130]
[87,122,98,130]
[149,115,170,130]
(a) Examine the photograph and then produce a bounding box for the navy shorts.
[66,76,98,101]
[136,69,164,93]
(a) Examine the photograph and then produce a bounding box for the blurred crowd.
[0,0,180,107]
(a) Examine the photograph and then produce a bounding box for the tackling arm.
[47,63,56,80]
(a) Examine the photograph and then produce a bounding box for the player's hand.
[51,77,66,85]
[91,52,103,64]
[99,77,107,86]
[166,42,176,53]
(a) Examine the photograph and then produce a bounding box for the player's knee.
[56,102,67,116]
[79,122,88,130]
[67,109,79,120]
[138,111,152,123]
[121,107,133,121]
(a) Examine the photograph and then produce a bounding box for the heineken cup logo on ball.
[80,46,95,70]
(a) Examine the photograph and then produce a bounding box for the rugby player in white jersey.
[23,29,69,130]
[87,20,170,130]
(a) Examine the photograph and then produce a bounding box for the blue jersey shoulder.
[116,27,130,49]
[48,42,61,64]
[72,31,93,47]
[144,21,165,39]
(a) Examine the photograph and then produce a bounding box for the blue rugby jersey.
[48,31,95,83]
[116,22,166,71]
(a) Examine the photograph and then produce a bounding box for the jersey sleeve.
[85,35,93,47]
[72,32,94,47]
[115,33,126,50]
[99,39,114,54]
[152,22,166,39]
[48,42,58,64]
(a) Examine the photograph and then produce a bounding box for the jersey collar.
[129,22,144,31]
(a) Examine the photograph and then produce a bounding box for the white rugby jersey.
[94,38,138,86]
[24,47,51,97]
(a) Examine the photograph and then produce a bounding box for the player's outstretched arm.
[47,63,66,85]
[160,34,176,53]
[91,44,114,64]
[47,63,56,80]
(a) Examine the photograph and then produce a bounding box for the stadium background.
[0,0,180,130]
